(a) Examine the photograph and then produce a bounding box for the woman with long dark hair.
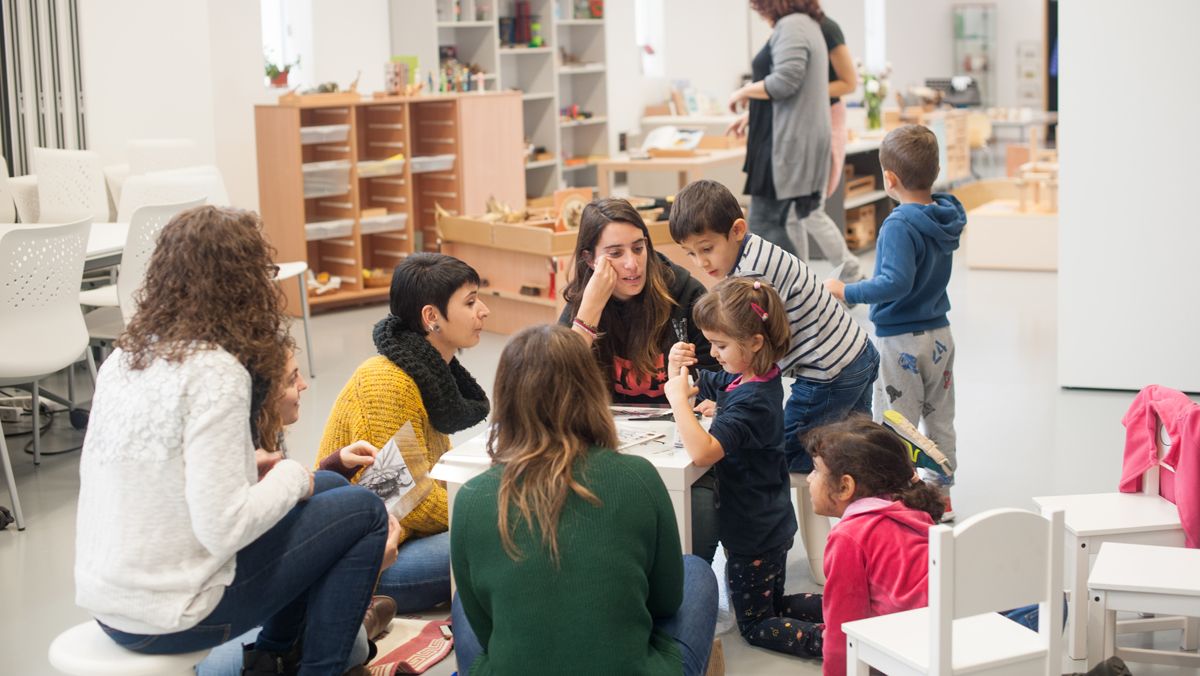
[559,197,721,563]
[75,206,397,675]
[450,325,718,676]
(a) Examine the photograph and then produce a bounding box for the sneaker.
[940,494,955,523]
[882,410,953,479]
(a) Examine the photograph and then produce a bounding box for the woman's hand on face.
[254,449,283,481]
[339,440,378,469]
[580,256,618,313]
[725,113,749,138]
[381,515,402,571]
[668,341,697,376]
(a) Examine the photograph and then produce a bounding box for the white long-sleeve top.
[75,346,311,634]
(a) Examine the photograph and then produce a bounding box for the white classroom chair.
[32,148,110,222]
[792,473,830,585]
[843,508,1064,675]
[1033,401,1191,661]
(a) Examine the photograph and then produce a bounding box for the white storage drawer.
[409,154,456,174]
[360,212,409,235]
[304,218,354,241]
[299,124,350,145]
[302,161,351,198]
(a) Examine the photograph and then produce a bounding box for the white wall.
[1058,0,1200,391]
[310,0,391,94]
[78,0,271,210]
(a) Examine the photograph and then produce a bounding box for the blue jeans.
[785,341,879,472]
[451,555,718,676]
[99,471,388,675]
[376,530,451,614]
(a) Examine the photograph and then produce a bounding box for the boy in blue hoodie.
[825,124,966,518]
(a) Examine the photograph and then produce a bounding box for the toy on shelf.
[306,270,343,297]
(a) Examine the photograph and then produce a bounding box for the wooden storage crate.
[845,174,876,199]
[845,204,876,251]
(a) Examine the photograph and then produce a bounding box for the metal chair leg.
[0,425,25,530]
[32,381,40,465]
[297,274,316,378]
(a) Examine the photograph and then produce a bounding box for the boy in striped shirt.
[669,179,879,474]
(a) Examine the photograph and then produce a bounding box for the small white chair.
[79,199,205,313]
[116,166,228,223]
[0,218,92,530]
[1088,542,1200,669]
[843,508,1064,675]
[1033,417,1187,660]
[791,473,830,585]
[49,621,211,676]
[10,174,40,223]
[33,148,110,222]
[276,261,316,377]
[0,157,16,223]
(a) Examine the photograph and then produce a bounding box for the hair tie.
[752,281,761,290]
[750,302,769,321]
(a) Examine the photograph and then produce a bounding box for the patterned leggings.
[726,541,825,658]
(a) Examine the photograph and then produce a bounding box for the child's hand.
[824,278,846,301]
[254,448,283,481]
[664,364,699,406]
[693,399,717,417]
[338,440,378,469]
[668,341,697,376]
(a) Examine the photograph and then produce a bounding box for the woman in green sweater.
[449,325,718,675]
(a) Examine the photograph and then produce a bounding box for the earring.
[429,324,441,334]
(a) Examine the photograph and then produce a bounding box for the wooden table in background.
[594,147,747,198]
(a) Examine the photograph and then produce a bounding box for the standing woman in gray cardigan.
[728,0,831,257]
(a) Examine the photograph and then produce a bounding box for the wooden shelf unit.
[254,91,525,314]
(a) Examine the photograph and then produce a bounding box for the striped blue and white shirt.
[732,234,868,381]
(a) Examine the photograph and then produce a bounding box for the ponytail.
[805,415,944,523]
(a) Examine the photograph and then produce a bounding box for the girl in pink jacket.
[796,416,945,675]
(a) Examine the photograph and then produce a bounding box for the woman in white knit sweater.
[75,206,398,675]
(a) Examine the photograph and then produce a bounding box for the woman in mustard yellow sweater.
[318,253,490,612]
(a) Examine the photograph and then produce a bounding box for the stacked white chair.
[32,148,110,223]
[0,218,92,530]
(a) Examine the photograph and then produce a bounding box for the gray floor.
[1,250,1195,675]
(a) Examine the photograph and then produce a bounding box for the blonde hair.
[487,325,619,564]
[692,277,790,377]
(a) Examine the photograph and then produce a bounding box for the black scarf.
[372,315,490,434]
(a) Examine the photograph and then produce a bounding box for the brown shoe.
[363,595,397,641]
[704,638,725,676]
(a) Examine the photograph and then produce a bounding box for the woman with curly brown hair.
[74,206,399,676]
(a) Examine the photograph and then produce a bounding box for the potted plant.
[265,54,300,88]
[857,62,892,130]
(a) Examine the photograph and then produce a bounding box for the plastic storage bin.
[409,154,456,174]
[299,124,350,145]
[358,158,407,178]
[302,160,351,198]
[304,218,354,241]
[360,212,409,235]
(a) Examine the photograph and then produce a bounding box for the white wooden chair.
[843,508,1064,675]
[1033,417,1189,661]
[1088,542,1200,669]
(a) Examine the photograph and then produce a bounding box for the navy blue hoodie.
[844,193,965,337]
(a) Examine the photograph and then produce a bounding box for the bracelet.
[573,317,598,337]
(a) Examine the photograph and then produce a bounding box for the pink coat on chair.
[1120,384,1200,547]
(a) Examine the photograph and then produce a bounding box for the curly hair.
[805,415,944,522]
[117,205,291,450]
[749,0,824,24]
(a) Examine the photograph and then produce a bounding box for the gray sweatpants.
[873,326,957,477]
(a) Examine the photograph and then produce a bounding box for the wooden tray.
[845,175,876,199]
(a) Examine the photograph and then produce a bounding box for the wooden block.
[360,207,388,218]
[845,204,876,251]
[844,175,875,199]
[643,103,672,116]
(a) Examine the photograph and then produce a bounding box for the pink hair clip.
[750,301,769,321]
[752,281,761,290]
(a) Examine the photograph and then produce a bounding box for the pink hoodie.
[1120,384,1200,547]
[822,498,935,676]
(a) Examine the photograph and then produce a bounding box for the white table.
[431,414,709,554]
[1087,542,1200,669]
